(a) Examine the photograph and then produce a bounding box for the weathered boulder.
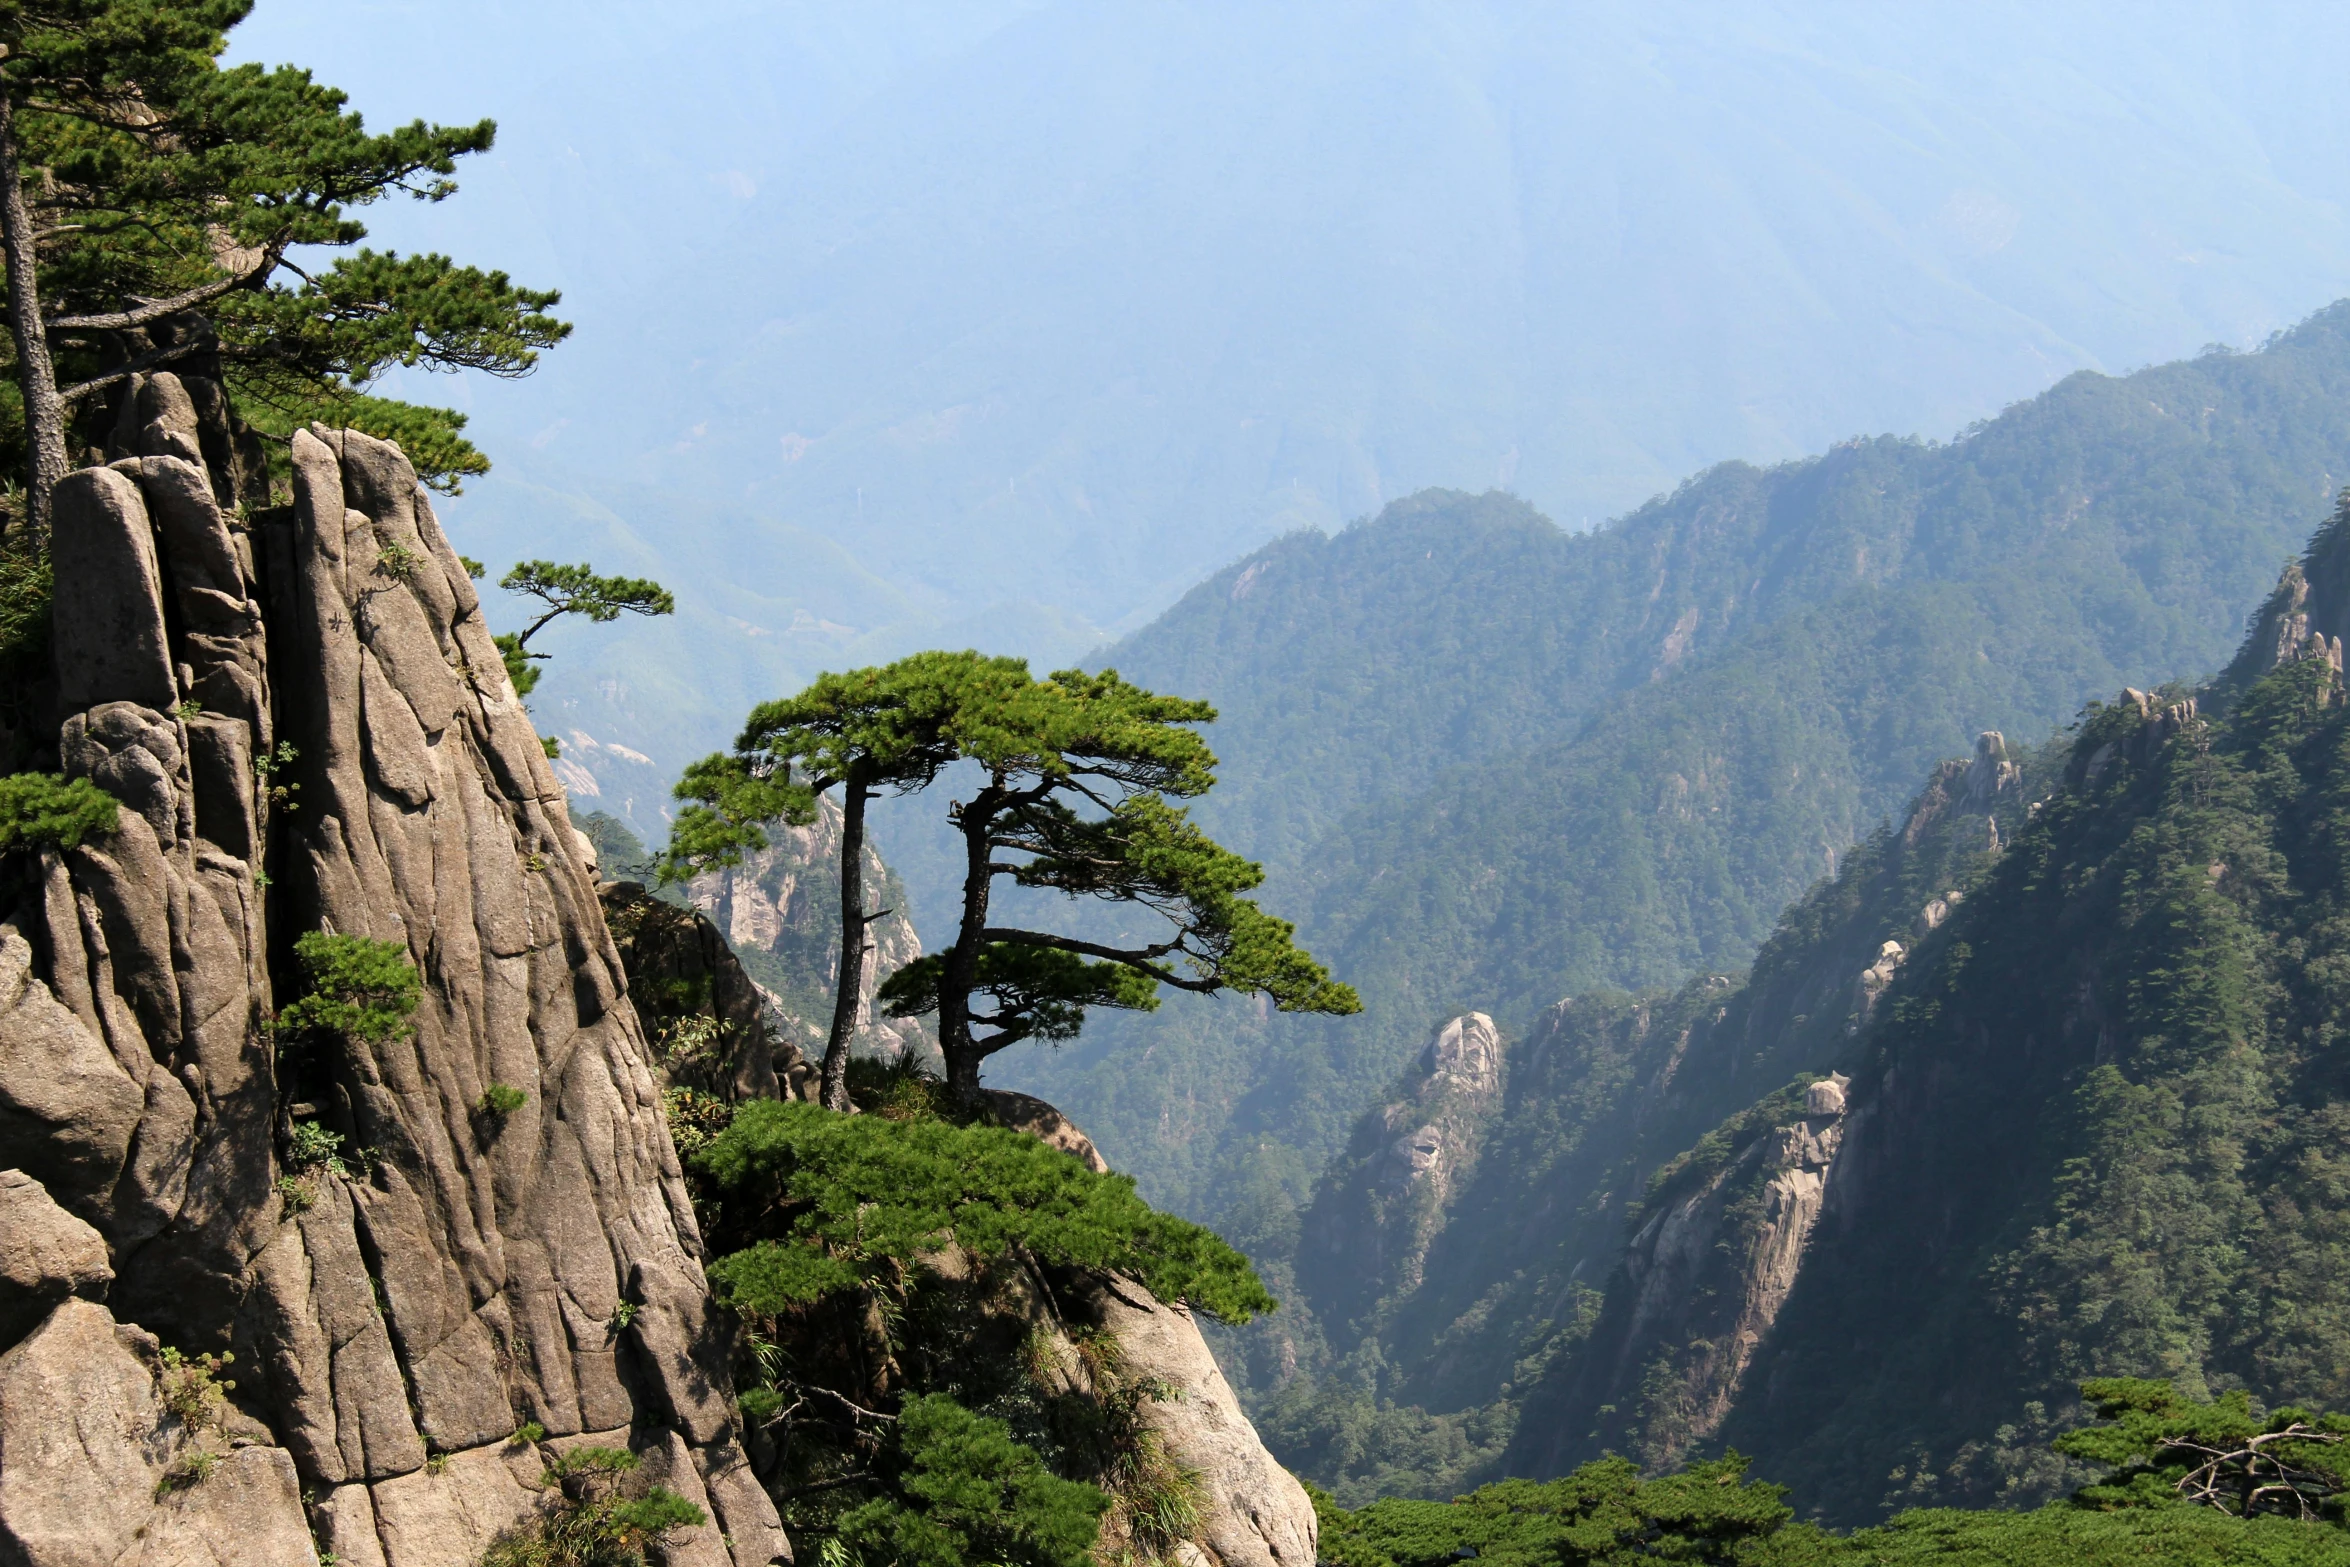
[0,1169,111,1348]
[981,1088,1110,1173]
[0,1298,319,1566]
[49,465,176,715]
[0,930,143,1209]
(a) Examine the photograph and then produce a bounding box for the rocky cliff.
[0,398,784,1565]
[1300,1012,1504,1343]
[0,385,1316,1565]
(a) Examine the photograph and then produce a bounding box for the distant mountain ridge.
[1004,300,2350,1236]
[1279,504,2350,1526]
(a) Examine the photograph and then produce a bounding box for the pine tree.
[665,652,1023,1110]
[885,664,1358,1100]
[489,560,674,699]
[675,658,1357,1103]
[0,0,568,541]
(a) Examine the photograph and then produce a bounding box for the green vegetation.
[153,1345,235,1430]
[0,0,569,537]
[696,1099,1274,1326]
[480,1444,705,1567]
[2059,1380,2350,1520]
[1244,736,2047,1506]
[673,1066,1274,1564]
[477,1083,528,1117]
[1313,1455,1796,1567]
[1674,629,2350,1517]
[832,1394,1109,1567]
[490,560,675,701]
[277,931,420,1046]
[1309,1436,2350,1567]
[676,655,1355,1102]
[0,541,46,763]
[0,771,117,851]
[275,1119,352,1214]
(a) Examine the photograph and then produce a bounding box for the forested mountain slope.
[1003,300,2350,1235]
[1678,536,2350,1521]
[1277,502,2350,1526]
[1256,734,2049,1503]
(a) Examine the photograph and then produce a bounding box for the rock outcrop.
[600,880,818,1105]
[681,801,932,1064]
[0,1298,318,1566]
[1554,1073,1853,1471]
[1079,1274,1317,1567]
[1301,1013,1503,1335]
[0,404,785,1565]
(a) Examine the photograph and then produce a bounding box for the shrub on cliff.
[695,1099,1275,1327]
[0,771,116,852]
[687,1089,1270,1564]
[832,1394,1109,1567]
[277,931,420,1046]
[480,1444,705,1567]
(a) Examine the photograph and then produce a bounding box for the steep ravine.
[0,394,1314,1565]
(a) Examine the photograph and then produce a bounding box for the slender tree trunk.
[819,769,871,1113]
[0,84,64,549]
[939,781,1000,1104]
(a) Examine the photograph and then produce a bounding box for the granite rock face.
[1299,1012,1504,1336]
[1079,1273,1318,1567]
[0,1299,320,1567]
[1565,1073,1854,1471]
[1,415,784,1566]
[0,1168,112,1346]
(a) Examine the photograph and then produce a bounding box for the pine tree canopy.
[678,655,1356,1095]
[2058,1380,2350,1521]
[694,1098,1278,1326]
[663,650,1031,879]
[486,559,673,702]
[0,0,568,498]
[904,664,1358,1092]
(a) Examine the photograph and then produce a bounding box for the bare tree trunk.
[0,84,64,548]
[939,781,1000,1104]
[819,769,871,1113]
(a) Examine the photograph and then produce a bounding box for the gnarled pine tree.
[885,665,1358,1100]
[666,652,1030,1109]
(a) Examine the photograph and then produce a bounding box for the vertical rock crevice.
[0,393,787,1566]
